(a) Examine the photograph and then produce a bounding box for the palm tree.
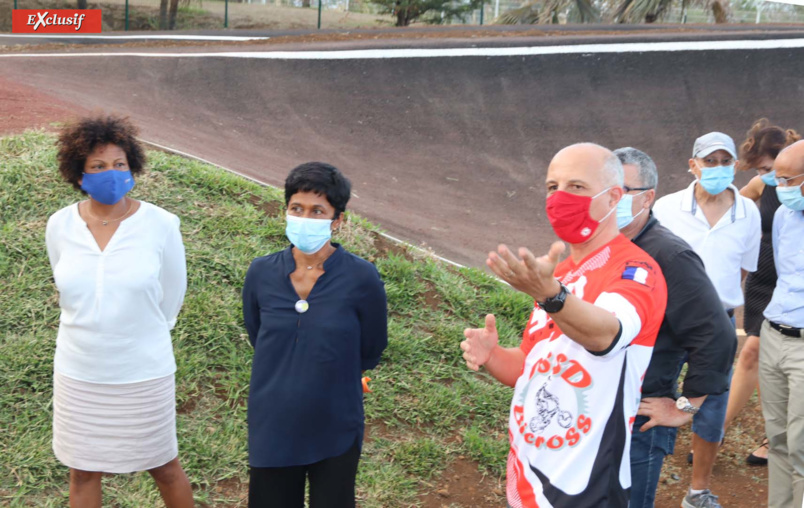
[496,0,730,24]
[496,0,599,24]
[612,0,676,22]
[612,0,730,23]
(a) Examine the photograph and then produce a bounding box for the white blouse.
[45,201,187,384]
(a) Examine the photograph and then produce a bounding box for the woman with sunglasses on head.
[722,118,800,466]
[242,162,388,508]
[46,115,193,507]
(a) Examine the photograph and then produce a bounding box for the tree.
[159,0,169,29]
[496,0,730,24]
[370,0,484,26]
[496,0,598,24]
[158,0,181,29]
[612,0,730,23]
[168,0,180,29]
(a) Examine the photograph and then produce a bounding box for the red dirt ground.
[0,35,773,507]
[0,76,86,135]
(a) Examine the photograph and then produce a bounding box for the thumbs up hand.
[460,314,499,371]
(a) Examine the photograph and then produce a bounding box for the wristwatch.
[676,396,700,415]
[536,282,569,314]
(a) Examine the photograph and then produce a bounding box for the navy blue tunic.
[242,244,388,467]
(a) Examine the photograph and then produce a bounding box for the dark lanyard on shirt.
[691,185,737,224]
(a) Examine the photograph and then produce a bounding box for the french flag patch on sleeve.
[622,265,649,285]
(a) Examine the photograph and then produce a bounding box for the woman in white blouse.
[45,116,194,507]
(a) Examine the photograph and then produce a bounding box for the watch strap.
[537,282,568,313]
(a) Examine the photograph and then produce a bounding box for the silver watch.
[676,396,700,415]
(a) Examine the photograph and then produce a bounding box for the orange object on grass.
[362,376,372,393]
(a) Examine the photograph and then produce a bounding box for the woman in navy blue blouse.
[242,162,388,508]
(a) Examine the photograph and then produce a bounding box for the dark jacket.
[242,244,388,467]
[632,214,736,399]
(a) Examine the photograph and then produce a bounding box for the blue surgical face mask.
[697,164,734,195]
[760,170,777,187]
[80,170,135,205]
[286,214,333,254]
[616,191,648,229]
[776,181,804,211]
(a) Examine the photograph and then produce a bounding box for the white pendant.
[295,300,309,314]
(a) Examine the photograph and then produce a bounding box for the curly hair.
[738,118,801,171]
[56,115,147,192]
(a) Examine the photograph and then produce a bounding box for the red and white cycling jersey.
[507,234,667,508]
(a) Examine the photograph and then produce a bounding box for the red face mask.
[545,188,614,244]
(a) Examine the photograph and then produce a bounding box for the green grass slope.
[0,130,531,507]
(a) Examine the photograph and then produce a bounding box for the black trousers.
[248,441,361,508]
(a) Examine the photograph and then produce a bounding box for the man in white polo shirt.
[759,140,804,508]
[653,131,761,508]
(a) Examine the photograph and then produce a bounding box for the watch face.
[676,397,688,410]
[539,283,568,313]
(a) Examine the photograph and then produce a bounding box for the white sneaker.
[681,488,722,508]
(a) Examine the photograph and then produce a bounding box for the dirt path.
[0,76,86,136]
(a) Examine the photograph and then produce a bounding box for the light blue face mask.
[776,181,804,211]
[760,170,777,187]
[697,165,735,195]
[286,214,333,254]
[616,191,648,229]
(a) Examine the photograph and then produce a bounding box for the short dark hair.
[284,162,352,218]
[56,115,147,192]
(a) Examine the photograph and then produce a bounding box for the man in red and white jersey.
[461,143,668,508]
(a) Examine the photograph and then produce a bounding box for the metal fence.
[2,0,391,31]
[3,0,804,32]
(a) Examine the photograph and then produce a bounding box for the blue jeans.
[691,314,737,443]
[630,415,678,508]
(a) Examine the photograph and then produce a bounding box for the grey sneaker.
[681,488,722,508]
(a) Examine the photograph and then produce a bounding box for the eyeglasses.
[775,172,804,187]
[624,186,653,193]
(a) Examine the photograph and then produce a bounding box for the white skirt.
[52,371,179,474]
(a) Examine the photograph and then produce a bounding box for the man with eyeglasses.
[652,132,761,508]
[759,140,804,508]
[613,147,735,508]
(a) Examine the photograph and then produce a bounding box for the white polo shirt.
[653,182,761,309]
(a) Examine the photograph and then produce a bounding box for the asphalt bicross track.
[1,25,803,267]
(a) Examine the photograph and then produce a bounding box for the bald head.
[549,143,624,190]
[776,140,804,177]
[544,143,624,250]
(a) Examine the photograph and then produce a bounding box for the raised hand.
[487,241,566,301]
[461,314,499,371]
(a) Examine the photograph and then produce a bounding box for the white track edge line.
[140,138,468,269]
[3,37,804,59]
